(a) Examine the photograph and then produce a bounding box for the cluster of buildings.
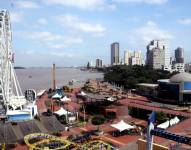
[87,39,187,73]
[124,50,142,66]
[87,59,103,69]
[111,42,143,66]
[146,40,185,73]
[110,39,186,73]
[108,39,191,105]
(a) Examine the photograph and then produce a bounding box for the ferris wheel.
[0,10,26,110]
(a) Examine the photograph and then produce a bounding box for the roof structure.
[0,123,18,143]
[170,72,191,83]
[41,116,65,132]
[60,96,71,102]
[52,93,62,99]
[54,107,71,116]
[18,120,41,136]
[137,83,159,88]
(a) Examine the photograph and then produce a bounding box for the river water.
[15,68,103,93]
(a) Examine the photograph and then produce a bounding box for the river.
[15,68,103,93]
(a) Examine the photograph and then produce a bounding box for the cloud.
[131,21,173,44]
[18,31,83,49]
[178,18,191,25]
[10,12,24,23]
[113,0,168,5]
[47,37,83,49]
[37,18,48,25]
[50,52,79,58]
[42,0,104,9]
[55,14,106,36]
[15,50,86,67]
[15,1,39,9]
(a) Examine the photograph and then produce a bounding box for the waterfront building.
[146,39,170,70]
[158,72,191,104]
[111,42,119,65]
[137,72,191,105]
[96,58,102,68]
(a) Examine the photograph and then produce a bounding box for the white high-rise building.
[146,39,170,70]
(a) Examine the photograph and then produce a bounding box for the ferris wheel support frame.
[0,10,26,111]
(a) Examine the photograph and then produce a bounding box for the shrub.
[91,115,105,125]
[156,112,168,123]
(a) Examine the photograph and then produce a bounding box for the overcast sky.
[0,0,191,67]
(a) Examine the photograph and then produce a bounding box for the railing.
[151,129,191,145]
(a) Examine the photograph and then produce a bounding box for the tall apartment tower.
[175,47,184,63]
[146,40,170,70]
[124,50,131,65]
[111,42,119,65]
[133,50,142,65]
[96,59,102,68]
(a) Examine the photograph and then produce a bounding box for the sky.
[0,0,191,67]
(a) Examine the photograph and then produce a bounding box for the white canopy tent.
[54,107,71,116]
[157,120,170,129]
[60,96,71,102]
[52,93,62,99]
[37,90,46,97]
[170,116,180,126]
[81,91,86,96]
[110,120,135,132]
[157,117,180,129]
[107,97,116,102]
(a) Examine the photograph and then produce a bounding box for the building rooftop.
[137,83,158,88]
[157,79,170,83]
[170,72,191,83]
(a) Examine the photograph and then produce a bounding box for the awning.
[52,93,62,99]
[54,107,71,116]
[60,96,71,102]
[110,120,135,132]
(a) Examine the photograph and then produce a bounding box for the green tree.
[156,112,168,123]
[104,65,173,90]
[91,115,105,125]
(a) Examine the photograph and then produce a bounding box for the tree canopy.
[104,65,173,89]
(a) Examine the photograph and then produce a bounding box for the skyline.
[0,0,191,67]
